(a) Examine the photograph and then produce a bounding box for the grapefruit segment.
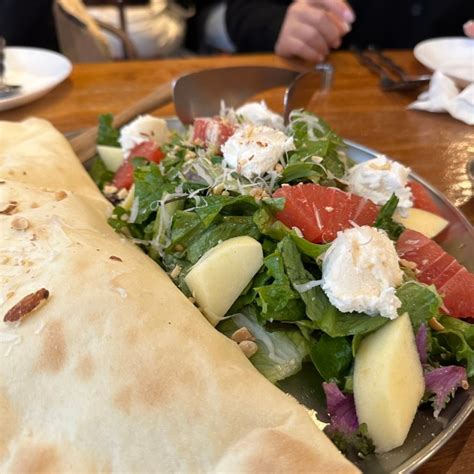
[438,269,474,319]
[273,183,378,243]
[408,180,442,217]
[396,229,474,318]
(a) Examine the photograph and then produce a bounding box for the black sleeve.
[225,0,290,52]
[0,0,58,50]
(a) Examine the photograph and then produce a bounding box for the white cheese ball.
[236,101,285,130]
[119,115,169,156]
[221,125,295,178]
[348,156,413,215]
[322,226,403,319]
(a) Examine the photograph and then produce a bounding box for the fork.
[352,46,431,91]
[0,37,21,98]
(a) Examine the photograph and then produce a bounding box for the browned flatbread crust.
[0,119,359,473]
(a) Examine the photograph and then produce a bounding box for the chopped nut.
[239,340,258,358]
[170,265,182,279]
[103,184,118,195]
[109,255,123,262]
[174,244,185,252]
[231,326,255,343]
[54,190,68,201]
[212,183,225,195]
[184,150,196,161]
[428,317,445,332]
[221,190,230,197]
[4,288,49,323]
[461,380,469,390]
[274,163,284,173]
[117,188,128,200]
[0,202,17,215]
[188,296,196,304]
[399,258,417,270]
[11,216,30,231]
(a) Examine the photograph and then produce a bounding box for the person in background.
[226,0,474,63]
[464,20,474,37]
[0,0,58,50]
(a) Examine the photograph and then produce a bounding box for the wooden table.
[1,51,472,472]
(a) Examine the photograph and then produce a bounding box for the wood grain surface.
[0,51,472,473]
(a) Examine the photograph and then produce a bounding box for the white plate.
[414,37,474,87]
[0,47,72,112]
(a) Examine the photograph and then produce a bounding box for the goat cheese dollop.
[322,226,403,319]
[348,156,413,215]
[236,101,285,130]
[119,115,169,156]
[222,125,295,178]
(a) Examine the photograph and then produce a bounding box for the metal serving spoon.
[72,64,332,163]
[0,37,21,98]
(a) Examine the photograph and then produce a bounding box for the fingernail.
[343,9,355,23]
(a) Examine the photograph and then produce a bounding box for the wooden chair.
[53,0,138,62]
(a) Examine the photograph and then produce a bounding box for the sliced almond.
[4,288,50,323]
[238,340,258,358]
[231,326,255,343]
[0,201,17,215]
[428,317,445,332]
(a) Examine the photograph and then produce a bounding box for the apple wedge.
[353,313,425,453]
[97,145,124,172]
[185,236,263,326]
[394,208,448,238]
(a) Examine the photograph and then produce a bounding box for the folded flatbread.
[0,119,358,473]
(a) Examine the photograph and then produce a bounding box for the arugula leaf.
[287,110,348,183]
[89,156,114,189]
[310,334,353,382]
[430,316,474,378]
[253,206,329,258]
[396,281,442,329]
[194,195,259,228]
[169,210,203,248]
[219,309,310,383]
[132,160,176,224]
[254,251,306,322]
[185,216,260,264]
[280,237,387,337]
[374,194,405,240]
[97,113,120,147]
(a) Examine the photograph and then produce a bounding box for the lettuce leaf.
[254,251,306,322]
[396,281,442,328]
[310,335,352,383]
[373,193,405,240]
[424,365,469,417]
[430,316,474,378]
[97,113,120,147]
[219,309,310,383]
[89,156,114,189]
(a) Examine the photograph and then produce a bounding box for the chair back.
[53,0,114,62]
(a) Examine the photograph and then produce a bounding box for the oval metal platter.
[81,118,474,474]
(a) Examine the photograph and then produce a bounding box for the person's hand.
[275,0,355,63]
[463,20,474,38]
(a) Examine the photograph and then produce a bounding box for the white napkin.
[408,71,474,125]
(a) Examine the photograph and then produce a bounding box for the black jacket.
[0,0,58,50]
[226,0,474,52]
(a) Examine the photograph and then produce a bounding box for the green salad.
[90,104,473,458]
